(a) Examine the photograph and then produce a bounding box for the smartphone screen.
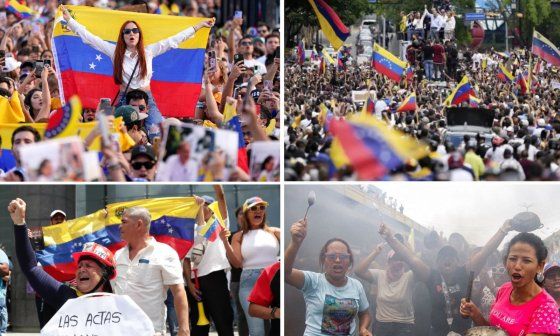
[264,80,273,91]
[234,53,244,64]
[43,59,51,68]
[99,98,113,116]
[34,60,44,77]
[234,10,243,20]
[208,50,217,73]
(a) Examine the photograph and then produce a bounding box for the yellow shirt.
[464,150,485,180]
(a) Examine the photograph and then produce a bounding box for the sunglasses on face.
[123,28,140,35]
[240,41,253,46]
[131,161,155,170]
[325,253,351,262]
[249,205,266,212]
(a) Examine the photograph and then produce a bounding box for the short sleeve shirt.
[301,271,369,336]
[489,282,560,335]
[111,237,184,334]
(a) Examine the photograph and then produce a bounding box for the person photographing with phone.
[59,5,214,132]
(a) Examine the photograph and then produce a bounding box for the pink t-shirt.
[489,282,560,336]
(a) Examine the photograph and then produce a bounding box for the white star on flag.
[96,54,102,61]
[168,228,174,234]
[89,62,96,70]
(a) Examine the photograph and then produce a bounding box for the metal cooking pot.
[511,211,544,232]
[465,326,509,336]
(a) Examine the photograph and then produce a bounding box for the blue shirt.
[301,271,369,336]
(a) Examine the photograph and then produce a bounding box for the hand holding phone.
[234,10,243,20]
[34,60,44,77]
[98,98,113,116]
[207,50,217,73]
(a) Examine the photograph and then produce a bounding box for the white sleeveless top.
[241,229,279,269]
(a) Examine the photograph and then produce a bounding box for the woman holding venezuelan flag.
[59,5,214,131]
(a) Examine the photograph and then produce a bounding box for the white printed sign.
[41,293,154,336]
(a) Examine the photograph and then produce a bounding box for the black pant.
[187,270,234,336]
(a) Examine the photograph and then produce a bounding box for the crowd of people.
[2,185,280,335]
[286,216,560,336]
[285,11,560,181]
[0,0,280,182]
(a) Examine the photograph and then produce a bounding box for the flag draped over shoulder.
[532,30,560,66]
[36,197,199,282]
[307,0,349,50]
[444,76,476,106]
[53,6,210,118]
[197,201,225,242]
[329,114,429,180]
[372,43,407,82]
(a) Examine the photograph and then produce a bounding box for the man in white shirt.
[185,186,234,336]
[256,33,280,67]
[156,141,199,181]
[374,93,388,120]
[112,207,189,336]
[238,36,267,75]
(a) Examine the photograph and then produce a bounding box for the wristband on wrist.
[270,307,277,319]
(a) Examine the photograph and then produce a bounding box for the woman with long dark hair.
[60,5,213,128]
[460,232,560,335]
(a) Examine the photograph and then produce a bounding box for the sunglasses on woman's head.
[249,205,266,212]
[123,28,140,35]
[131,161,155,170]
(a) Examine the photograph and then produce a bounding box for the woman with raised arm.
[460,232,560,336]
[60,5,214,129]
[8,198,116,312]
[285,219,372,336]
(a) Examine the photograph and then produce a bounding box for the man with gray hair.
[112,206,189,336]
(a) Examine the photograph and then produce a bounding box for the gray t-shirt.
[301,271,369,335]
[369,269,415,324]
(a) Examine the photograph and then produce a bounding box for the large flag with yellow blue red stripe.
[307,0,349,50]
[53,5,210,118]
[36,197,200,281]
[6,0,36,19]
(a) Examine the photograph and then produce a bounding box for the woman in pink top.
[460,232,560,336]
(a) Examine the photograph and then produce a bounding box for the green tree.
[285,0,370,47]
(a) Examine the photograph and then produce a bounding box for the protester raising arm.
[34,66,51,122]
[378,222,431,282]
[465,220,513,275]
[201,71,223,125]
[219,60,246,112]
[284,219,307,289]
[354,243,384,282]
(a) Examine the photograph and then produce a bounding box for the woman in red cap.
[220,196,280,335]
[8,198,116,312]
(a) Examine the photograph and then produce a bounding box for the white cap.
[50,210,66,218]
[2,57,21,72]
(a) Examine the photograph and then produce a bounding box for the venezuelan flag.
[532,30,560,66]
[44,96,81,139]
[329,114,429,180]
[307,0,349,50]
[397,92,417,112]
[197,201,225,242]
[0,117,126,151]
[366,97,375,114]
[222,99,244,149]
[53,6,210,118]
[496,63,514,82]
[469,95,481,107]
[36,197,199,282]
[372,43,407,82]
[405,66,414,82]
[516,72,528,95]
[6,1,36,19]
[444,76,476,106]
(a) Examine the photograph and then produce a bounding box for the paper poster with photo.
[19,136,86,182]
[250,141,280,182]
[158,123,238,181]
